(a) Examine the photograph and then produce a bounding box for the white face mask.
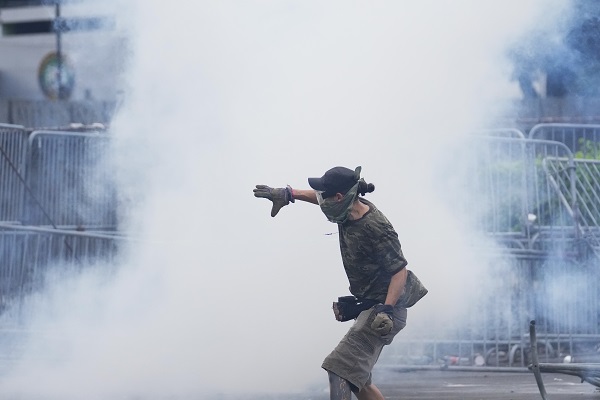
[315,190,326,206]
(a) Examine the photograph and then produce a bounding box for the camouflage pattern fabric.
[337,198,408,303]
[322,305,408,391]
[253,185,294,217]
[397,270,428,308]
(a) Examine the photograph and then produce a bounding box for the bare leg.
[355,383,385,400]
[328,371,353,400]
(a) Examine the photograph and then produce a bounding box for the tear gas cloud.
[0,0,574,398]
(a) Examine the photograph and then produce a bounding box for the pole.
[55,2,63,99]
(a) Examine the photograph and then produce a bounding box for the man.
[254,166,413,400]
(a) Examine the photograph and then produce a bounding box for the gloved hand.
[370,304,394,335]
[253,185,294,217]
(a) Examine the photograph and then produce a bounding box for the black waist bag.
[332,270,428,322]
[332,296,378,322]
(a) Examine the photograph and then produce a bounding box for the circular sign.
[38,52,76,100]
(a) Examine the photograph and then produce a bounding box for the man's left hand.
[371,304,394,335]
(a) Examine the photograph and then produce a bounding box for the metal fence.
[0,224,122,321]
[449,133,578,248]
[2,121,600,369]
[529,123,600,155]
[0,122,124,366]
[24,130,116,228]
[0,125,120,325]
[388,124,600,368]
[0,124,28,223]
[0,127,116,229]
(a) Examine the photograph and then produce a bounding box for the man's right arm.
[254,185,318,217]
[292,188,318,205]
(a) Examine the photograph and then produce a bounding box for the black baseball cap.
[308,166,361,199]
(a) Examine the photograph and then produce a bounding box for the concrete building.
[0,0,126,127]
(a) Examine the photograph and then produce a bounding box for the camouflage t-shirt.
[337,198,407,303]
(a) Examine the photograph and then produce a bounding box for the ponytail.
[357,179,375,196]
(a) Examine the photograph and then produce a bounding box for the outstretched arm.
[291,188,319,205]
[254,185,319,217]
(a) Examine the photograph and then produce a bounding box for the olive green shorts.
[321,305,407,391]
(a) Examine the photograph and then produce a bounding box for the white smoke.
[0,0,573,398]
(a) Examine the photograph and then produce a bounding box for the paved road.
[372,368,600,400]
[229,367,600,400]
[2,365,598,399]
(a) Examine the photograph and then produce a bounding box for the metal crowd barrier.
[528,123,600,255]
[0,125,122,363]
[0,124,28,223]
[1,127,116,229]
[543,157,600,242]
[387,127,600,367]
[2,121,600,369]
[450,134,578,249]
[389,250,600,368]
[529,123,600,155]
[464,135,529,236]
[473,128,526,139]
[0,224,122,319]
[23,130,116,228]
